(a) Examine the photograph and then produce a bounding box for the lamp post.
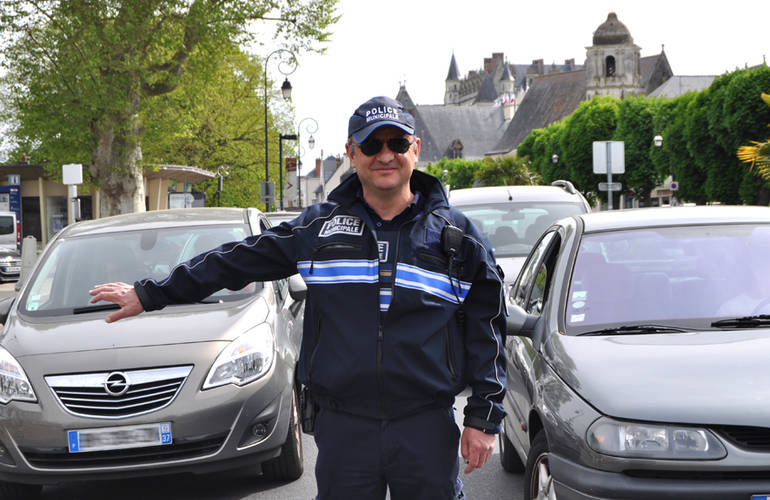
[551,153,559,164]
[216,165,230,207]
[296,117,319,209]
[263,49,296,211]
[279,134,298,210]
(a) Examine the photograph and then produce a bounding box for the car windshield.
[20,224,259,317]
[456,202,585,258]
[566,223,770,334]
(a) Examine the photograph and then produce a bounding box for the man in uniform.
[90,96,506,499]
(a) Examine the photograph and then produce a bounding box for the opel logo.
[103,372,130,397]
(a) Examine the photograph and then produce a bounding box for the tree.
[474,154,541,186]
[560,96,619,205]
[614,96,660,204]
[738,92,770,180]
[0,0,338,215]
[141,47,294,207]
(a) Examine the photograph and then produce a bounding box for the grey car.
[0,208,306,498]
[502,205,770,500]
[448,181,591,287]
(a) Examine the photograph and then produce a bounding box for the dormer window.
[605,56,616,77]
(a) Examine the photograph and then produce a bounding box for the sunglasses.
[356,137,414,156]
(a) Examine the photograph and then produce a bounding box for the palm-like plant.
[474,154,542,186]
[738,93,770,179]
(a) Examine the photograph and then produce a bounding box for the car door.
[505,229,561,453]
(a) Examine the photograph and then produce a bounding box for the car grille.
[45,366,193,419]
[20,432,227,468]
[711,425,770,452]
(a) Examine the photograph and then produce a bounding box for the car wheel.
[0,481,42,499]
[261,386,303,482]
[524,431,556,500]
[499,429,525,473]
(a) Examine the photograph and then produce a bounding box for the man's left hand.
[460,426,496,473]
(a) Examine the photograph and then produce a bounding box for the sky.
[266,0,768,173]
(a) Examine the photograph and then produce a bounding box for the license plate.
[68,422,172,453]
[6,267,19,273]
[752,496,770,500]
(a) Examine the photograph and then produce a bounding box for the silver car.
[448,181,591,286]
[0,208,306,498]
[503,205,770,500]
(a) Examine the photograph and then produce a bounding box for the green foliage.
[560,96,619,203]
[515,65,770,206]
[424,158,483,189]
[475,154,541,186]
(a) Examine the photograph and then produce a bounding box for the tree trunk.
[92,110,146,216]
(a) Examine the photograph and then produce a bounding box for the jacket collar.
[328,169,449,213]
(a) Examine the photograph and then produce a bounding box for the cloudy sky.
[260,0,768,171]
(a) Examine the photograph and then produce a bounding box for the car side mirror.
[288,274,307,302]
[506,302,538,338]
[0,296,14,325]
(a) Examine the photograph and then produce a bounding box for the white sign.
[62,163,83,185]
[592,141,625,174]
[598,182,622,191]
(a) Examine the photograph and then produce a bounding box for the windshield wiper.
[73,303,120,315]
[579,324,691,336]
[711,315,770,328]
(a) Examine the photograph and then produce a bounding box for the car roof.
[60,208,253,238]
[578,205,770,233]
[448,185,587,206]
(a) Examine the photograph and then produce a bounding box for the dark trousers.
[314,406,463,500]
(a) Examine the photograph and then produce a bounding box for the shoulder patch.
[319,215,365,237]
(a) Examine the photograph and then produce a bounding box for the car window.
[566,223,770,333]
[513,231,556,311]
[456,202,584,258]
[20,224,260,316]
[0,215,14,235]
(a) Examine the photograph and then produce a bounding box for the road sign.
[670,181,679,191]
[598,182,622,191]
[260,181,275,203]
[592,141,625,174]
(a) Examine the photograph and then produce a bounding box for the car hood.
[2,297,269,357]
[496,256,527,287]
[548,329,770,427]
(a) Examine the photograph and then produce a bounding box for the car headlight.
[587,417,726,459]
[0,347,37,404]
[203,323,274,389]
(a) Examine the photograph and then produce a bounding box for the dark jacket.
[135,170,506,432]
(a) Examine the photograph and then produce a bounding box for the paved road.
[40,392,523,500]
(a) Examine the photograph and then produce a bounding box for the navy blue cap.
[348,96,415,143]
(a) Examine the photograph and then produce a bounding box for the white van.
[0,211,19,252]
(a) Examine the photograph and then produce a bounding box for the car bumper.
[551,453,770,500]
[0,343,295,485]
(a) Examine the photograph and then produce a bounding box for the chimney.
[532,59,544,75]
[565,58,575,70]
[315,158,321,177]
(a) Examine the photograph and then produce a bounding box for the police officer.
[90,96,506,500]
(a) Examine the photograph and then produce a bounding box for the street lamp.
[216,165,230,207]
[296,117,319,209]
[552,153,559,164]
[279,133,298,210]
[263,48,296,211]
[653,134,663,148]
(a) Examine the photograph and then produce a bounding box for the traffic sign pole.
[607,142,613,210]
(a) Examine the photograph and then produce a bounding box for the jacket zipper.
[309,242,363,274]
[308,315,323,381]
[445,325,457,379]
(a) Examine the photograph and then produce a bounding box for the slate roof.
[648,75,716,97]
[488,70,586,155]
[397,91,507,165]
[474,73,498,103]
[446,53,460,80]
